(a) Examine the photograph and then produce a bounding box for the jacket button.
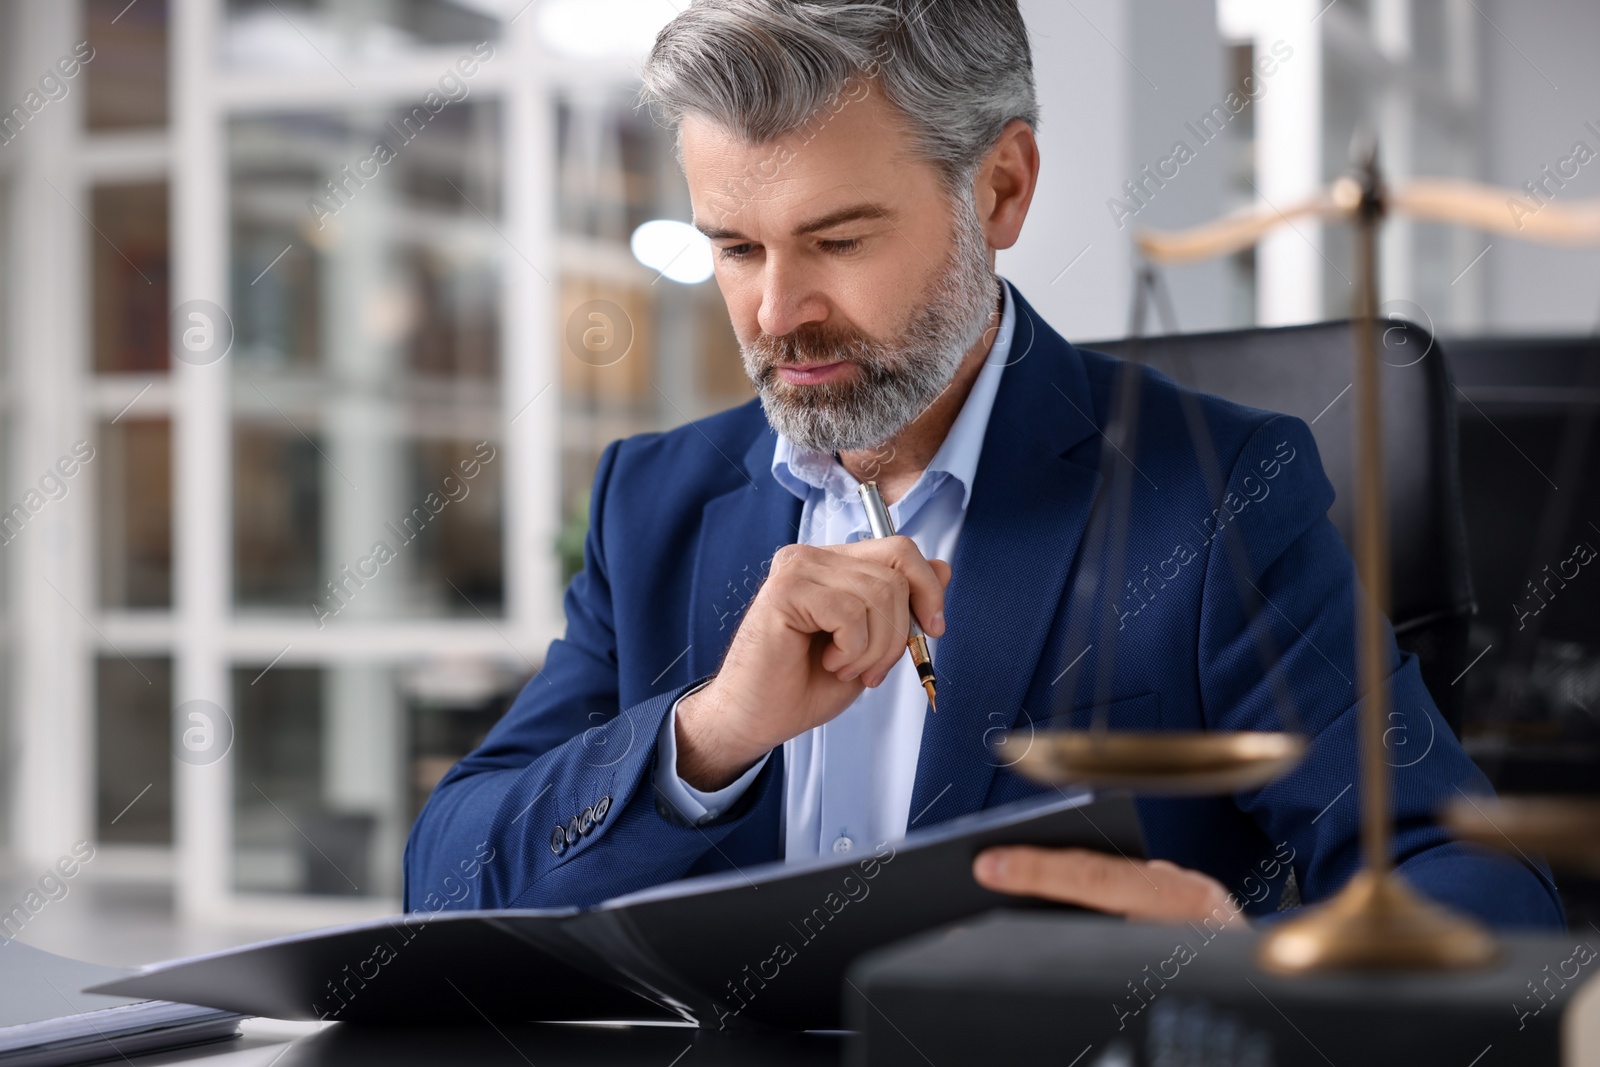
[594,795,612,823]
[566,815,582,846]
[578,806,596,835]
[549,825,568,856]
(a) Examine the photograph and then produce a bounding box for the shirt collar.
[771,276,1015,514]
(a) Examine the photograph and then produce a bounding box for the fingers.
[972,847,1244,926]
[761,539,951,688]
[824,567,910,684]
[837,568,914,685]
[767,546,911,684]
[835,537,948,638]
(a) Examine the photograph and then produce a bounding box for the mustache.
[747,323,874,366]
[744,323,915,392]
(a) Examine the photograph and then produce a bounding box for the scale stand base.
[1257,869,1500,974]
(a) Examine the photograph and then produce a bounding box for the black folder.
[90,792,1142,1031]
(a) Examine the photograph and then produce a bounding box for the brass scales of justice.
[994,140,1600,974]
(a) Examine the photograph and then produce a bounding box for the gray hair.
[638,0,1039,194]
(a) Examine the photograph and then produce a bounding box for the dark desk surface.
[125,1019,845,1066]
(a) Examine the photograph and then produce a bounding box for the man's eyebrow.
[693,202,898,242]
[793,202,897,236]
[694,221,748,241]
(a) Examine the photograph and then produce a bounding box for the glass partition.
[96,418,173,609]
[92,183,171,374]
[228,103,506,619]
[7,0,729,918]
[86,0,170,131]
[231,659,522,898]
[95,656,175,845]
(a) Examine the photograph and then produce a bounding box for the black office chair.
[1088,319,1475,735]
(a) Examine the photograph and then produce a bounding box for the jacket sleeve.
[402,440,782,912]
[1196,415,1563,929]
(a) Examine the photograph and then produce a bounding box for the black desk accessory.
[847,911,1599,1066]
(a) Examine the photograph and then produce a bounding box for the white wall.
[1004,0,1299,341]
[1124,0,1234,333]
[999,0,1133,341]
[1479,0,1600,333]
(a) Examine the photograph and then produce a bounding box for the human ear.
[973,119,1040,252]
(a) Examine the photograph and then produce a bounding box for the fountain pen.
[856,480,939,712]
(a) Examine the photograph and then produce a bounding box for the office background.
[0,0,1596,961]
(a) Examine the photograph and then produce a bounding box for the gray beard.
[740,201,1000,455]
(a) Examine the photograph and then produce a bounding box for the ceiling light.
[630,220,715,285]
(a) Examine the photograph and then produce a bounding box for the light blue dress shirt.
[654,278,1017,861]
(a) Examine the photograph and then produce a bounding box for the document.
[0,938,242,1066]
[91,792,1142,1031]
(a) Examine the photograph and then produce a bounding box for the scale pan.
[997,730,1307,796]
[1442,795,1600,877]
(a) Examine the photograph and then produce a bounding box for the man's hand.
[973,846,1243,925]
[675,537,951,790]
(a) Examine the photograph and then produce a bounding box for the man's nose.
[756,258,828,338]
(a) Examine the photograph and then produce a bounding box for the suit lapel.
[907,285,1105,829]
[686,424,804,680]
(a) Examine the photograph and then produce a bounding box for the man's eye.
[819,238,860,254]
[717,244,756,260]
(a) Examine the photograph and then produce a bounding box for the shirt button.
[832,836,853,854]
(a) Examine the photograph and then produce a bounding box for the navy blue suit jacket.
[404,282,1562,928]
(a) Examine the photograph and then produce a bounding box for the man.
[405,0,1560,927]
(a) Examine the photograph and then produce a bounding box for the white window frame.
[6,0,648,926]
